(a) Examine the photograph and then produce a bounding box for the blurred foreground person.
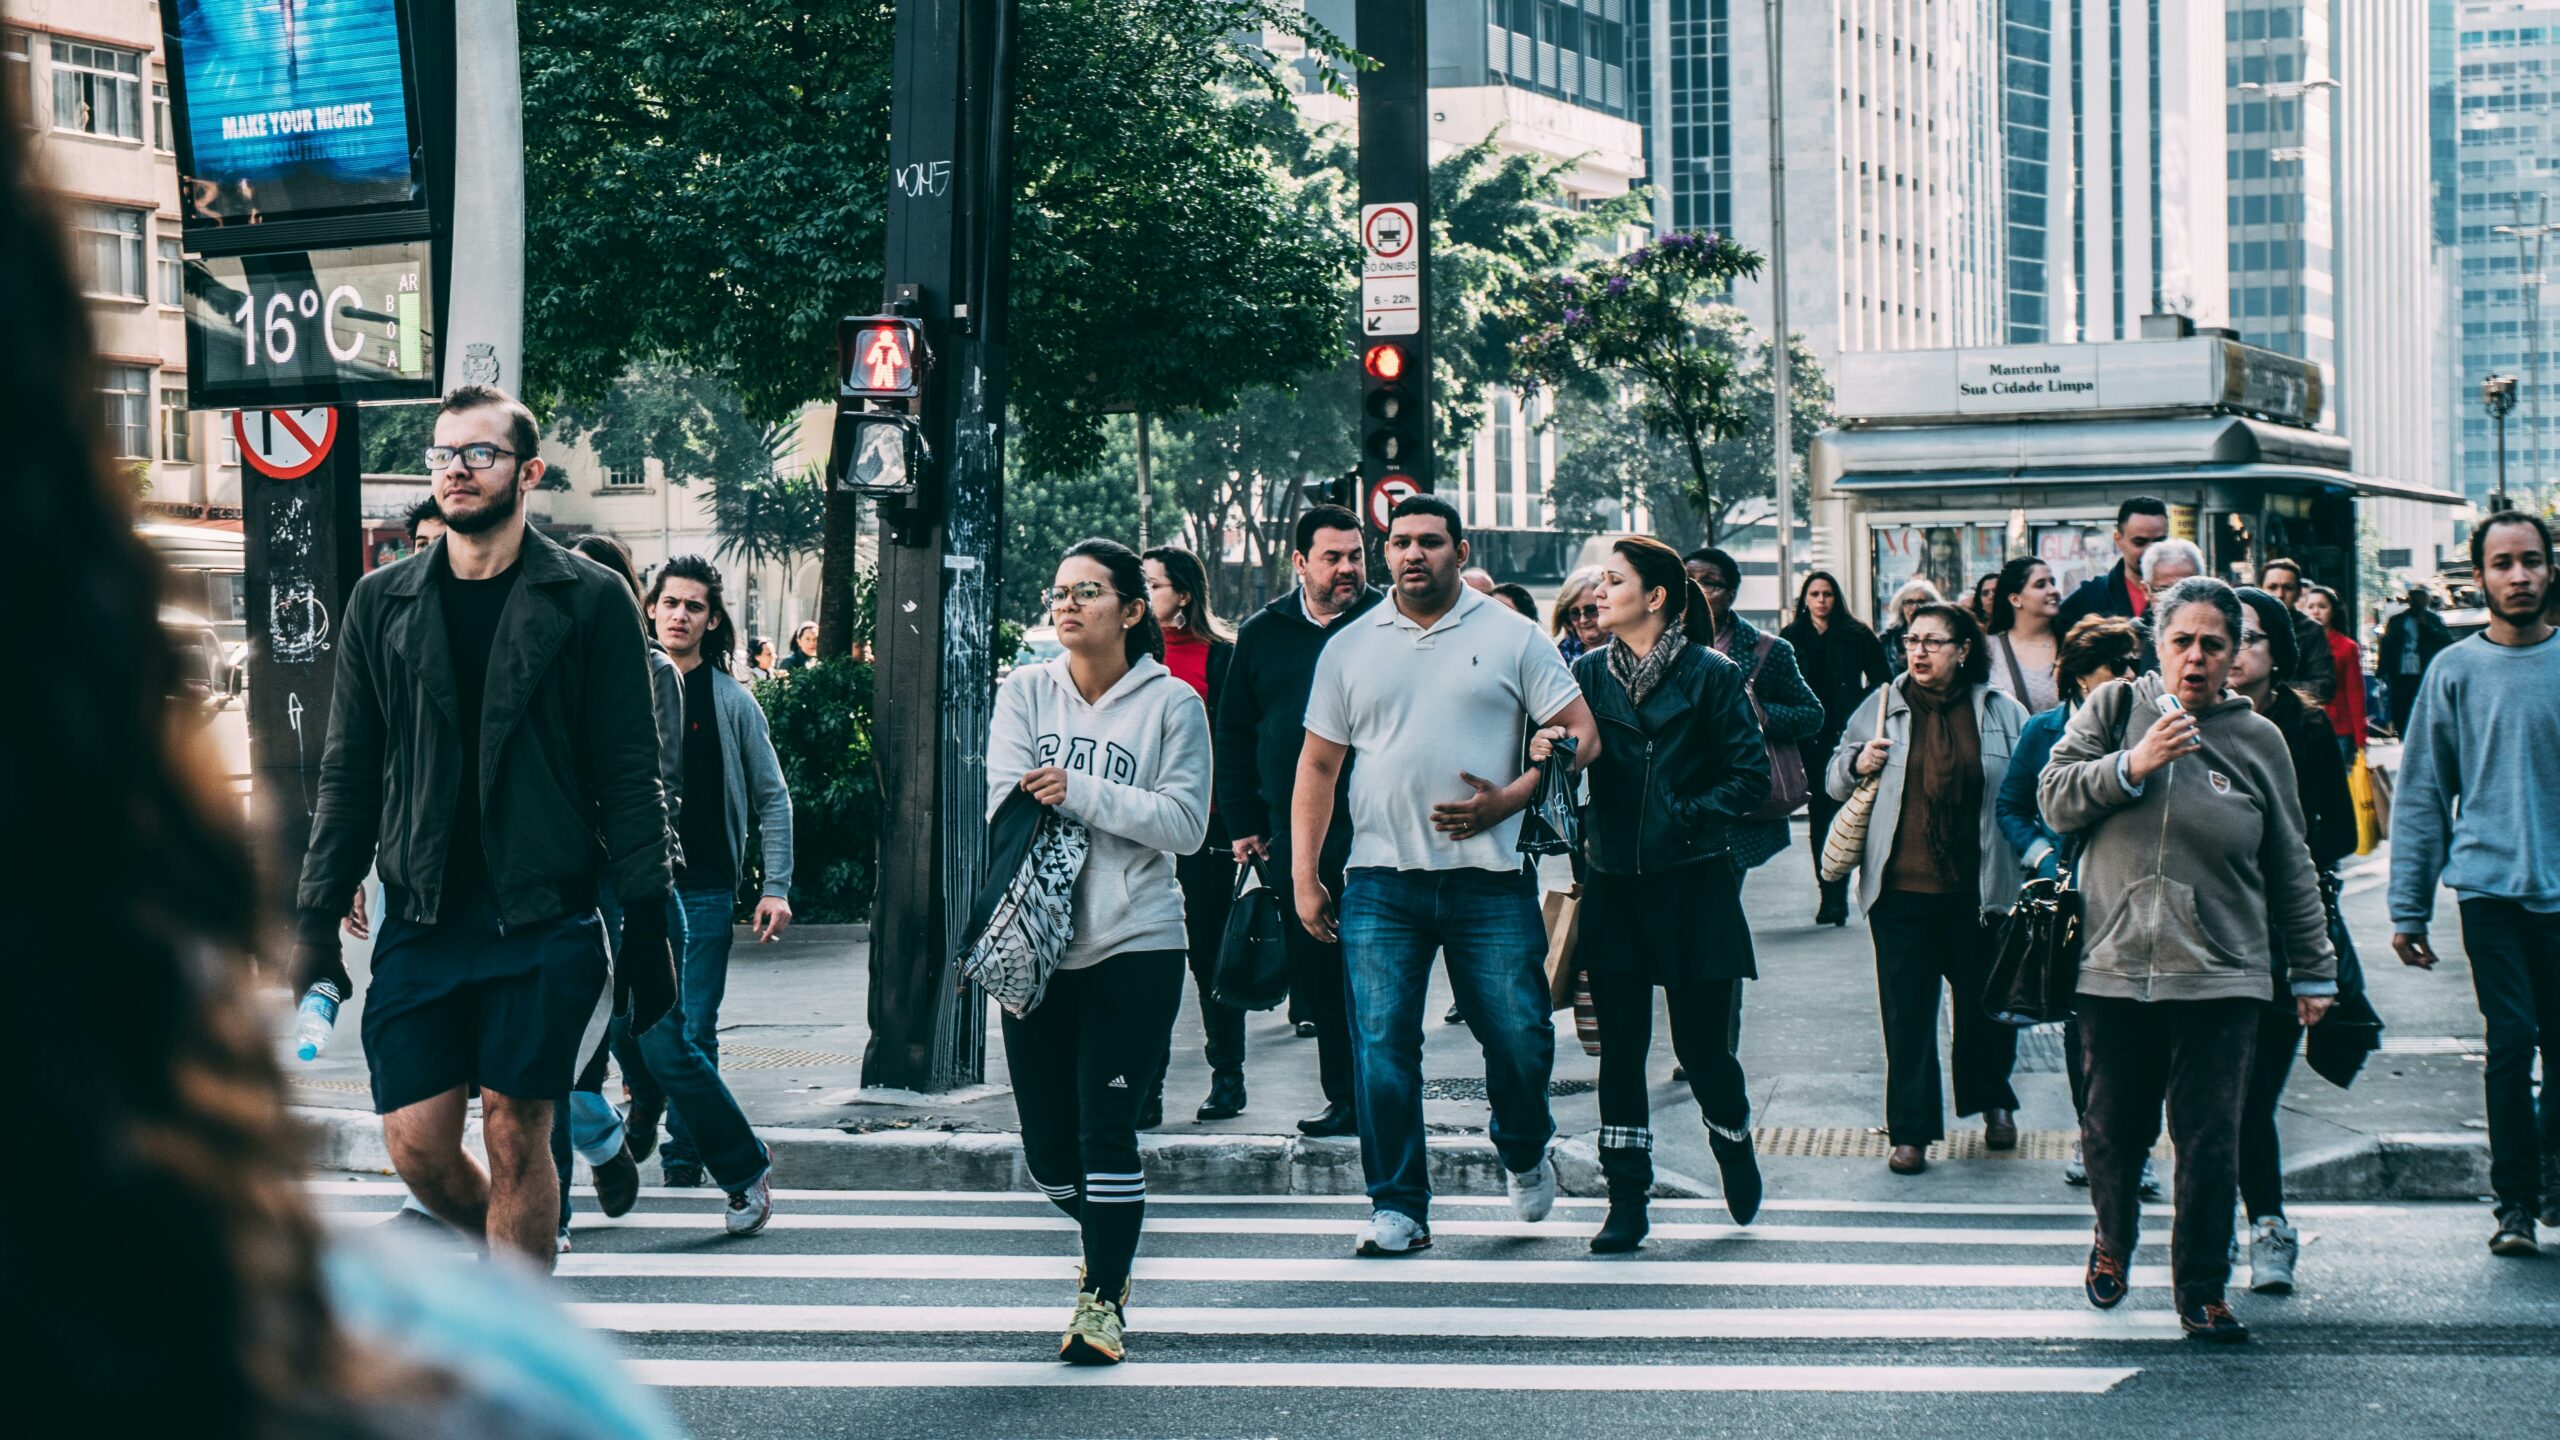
[0,114,680,1439]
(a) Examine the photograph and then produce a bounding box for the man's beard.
[442,481,522,536]
[2489,585,2552,626]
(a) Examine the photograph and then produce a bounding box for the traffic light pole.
[1356,0,1432,513]
[859,0,1019,1092]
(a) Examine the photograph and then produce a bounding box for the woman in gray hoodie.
[985,538,1211,1367]
[2038,577,2336,1344]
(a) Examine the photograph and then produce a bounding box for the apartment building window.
[51,41,143,141]
[101,366,150,458]
[158,236,185,307]
[152,80,172,151]
[74,205,147,299]
[160,385,194,463]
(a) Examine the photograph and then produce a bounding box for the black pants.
[1588,969,1748,1190]
[2238,1004,2304,1221]
[1869,890,2018,1146]
[1175,845,1244,1074]
[1000,949,1187,1297]
[2385,671,2422,736]
[2080,995,2258,1309]
[2459,899,2560,1212]
[1279,840,1354,1108]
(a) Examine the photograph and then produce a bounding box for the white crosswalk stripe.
[317,1187,2191,1397]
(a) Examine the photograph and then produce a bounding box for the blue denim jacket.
[1997,702,2072,877]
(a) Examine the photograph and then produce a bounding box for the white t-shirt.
[1303,584,1583,872]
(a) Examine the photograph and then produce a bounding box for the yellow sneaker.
[1059,1289,1126,1365]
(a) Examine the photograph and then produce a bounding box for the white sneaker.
[2138,1157,2163,1199]
[725,1171,773,1237]
[1355,1208,1431,1256]
[2064,1142,2088,1187]
[1508,1155,1559,1223]
[2249,1216,2300,1294]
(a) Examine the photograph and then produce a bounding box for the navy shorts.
[360,889,608,1113]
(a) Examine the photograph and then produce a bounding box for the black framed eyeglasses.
[424,443,519,471]
[1902,635,1958,654]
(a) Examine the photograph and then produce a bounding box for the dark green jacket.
[296,527,671,929]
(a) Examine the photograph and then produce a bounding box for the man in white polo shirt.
[1292,495,1601,1256]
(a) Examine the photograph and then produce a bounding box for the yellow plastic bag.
[2349,752,2380,855]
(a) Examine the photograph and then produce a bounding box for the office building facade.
[2452,1,2560,503]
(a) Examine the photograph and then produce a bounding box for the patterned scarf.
[1607,628,1688,706]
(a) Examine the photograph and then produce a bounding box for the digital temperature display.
[184,242,438,408]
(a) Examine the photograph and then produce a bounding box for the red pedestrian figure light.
[840,316,924,399]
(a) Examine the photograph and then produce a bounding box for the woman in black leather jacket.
[1531,537,1771,1253]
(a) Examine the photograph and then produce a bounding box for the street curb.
[293,1107,2485,1202]
[291,1107,1715,1198]
[2282,1131,2494,1201]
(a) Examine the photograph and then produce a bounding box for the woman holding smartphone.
[985,538,1211,1365]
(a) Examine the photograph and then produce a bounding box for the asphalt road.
[309,1174,2560,1439]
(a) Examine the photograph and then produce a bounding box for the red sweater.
[1163,628,1212,701]
[2321,631,2366,746]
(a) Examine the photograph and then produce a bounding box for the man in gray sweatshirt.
[2390,512,2560,1257]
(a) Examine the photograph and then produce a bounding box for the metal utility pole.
[444,0,526,392]
[1135,410,1153,548]
[2484,374,2519,514]
[1354,0,1433,521]
[861,0,1020,1092]
[2493,199,2559,506]
[1764,0,1793,619]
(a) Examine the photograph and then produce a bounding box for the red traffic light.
[1363,342,1407,383]
[840,316,924,398]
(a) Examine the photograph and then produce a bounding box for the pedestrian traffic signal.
[841,315,925,399]
[1361,342,1418,467]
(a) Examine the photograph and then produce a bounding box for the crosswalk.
[309,1179,2204,1400]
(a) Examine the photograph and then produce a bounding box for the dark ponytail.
[1612,536,1717,643]
[1063,537,1165,664]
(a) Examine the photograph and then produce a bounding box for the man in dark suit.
[2056,497,2172,634]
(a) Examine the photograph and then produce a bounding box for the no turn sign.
[1368,475,1420,531]
[234,406,340,480]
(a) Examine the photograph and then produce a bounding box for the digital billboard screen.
[168,0,426,237]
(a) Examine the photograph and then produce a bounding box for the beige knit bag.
[1818,691,1890,884]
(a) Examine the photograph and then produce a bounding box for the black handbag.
[1517,735,1580,859]
[1211,860,1291,1011]
[2305,870,2385,1088]
[1984,875,2083,1026]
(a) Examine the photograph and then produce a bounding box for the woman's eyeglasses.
[1901,635,1958,654]
[1041,581,1123,609]
[1567,604,1603,621]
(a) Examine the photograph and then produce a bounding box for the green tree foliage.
[1000,413,1179,621]
[1544,308,1835,546]
[546,365,776,494]
[749,650,880,921]
[1510,231,1774,543]
[520,0,1352,482]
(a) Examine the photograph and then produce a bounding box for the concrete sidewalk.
[285,824,2501,1201]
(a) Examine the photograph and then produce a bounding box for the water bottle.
[293,981,343,1062]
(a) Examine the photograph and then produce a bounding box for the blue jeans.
[595,892,770,1192]
[1339,867,1556,1222]
[661,888,740,1169]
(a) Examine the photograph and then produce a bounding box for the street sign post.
[1368,475,1420,531]
[1355,1,1431,495]
[234,407,342,480]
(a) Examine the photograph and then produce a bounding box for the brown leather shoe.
[1888,1145,1928,1175]
[1984,1110,2020,1151]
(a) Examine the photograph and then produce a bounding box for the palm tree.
[709,418,826,639]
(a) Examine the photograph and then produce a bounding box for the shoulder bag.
[955,798,1090,1019]
[1745,633,1810,821]
[1981,697,2131,1026]
[1818,690,1889,884]
[1211,860,1292,1012]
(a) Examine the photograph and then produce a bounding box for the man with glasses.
[2057,497,2173,634]
[293,385,680,1268]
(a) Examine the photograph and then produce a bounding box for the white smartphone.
[2159,693,2183,714]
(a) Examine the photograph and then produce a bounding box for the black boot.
[1710,1129,1763,1225]
[1590,1146,1652,1254]
[1195,1068,1246,1121]
[1815,879,1850,928]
